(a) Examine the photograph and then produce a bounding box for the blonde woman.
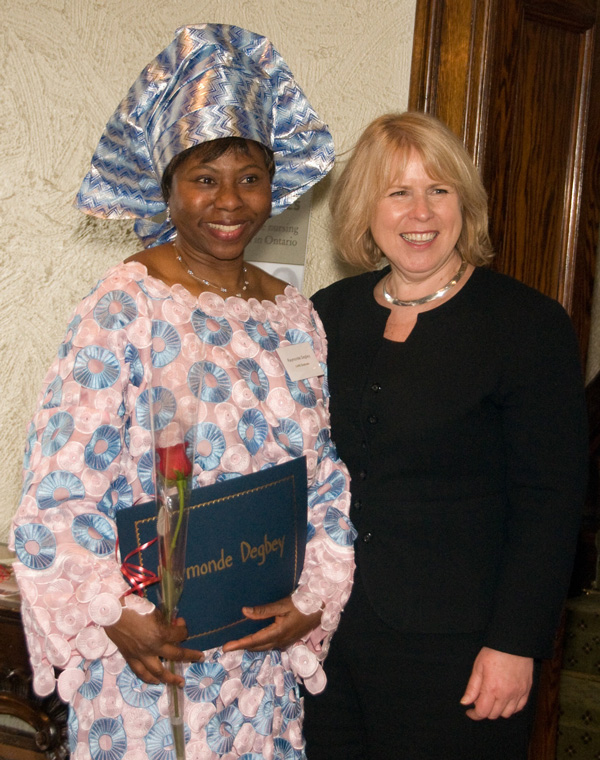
[303,112,587,760]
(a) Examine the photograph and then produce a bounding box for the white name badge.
[276,344,324,382]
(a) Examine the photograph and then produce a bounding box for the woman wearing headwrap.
[10,24,355,760]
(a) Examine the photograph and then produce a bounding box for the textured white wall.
[0,0,417,541]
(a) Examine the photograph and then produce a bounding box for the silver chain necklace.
[382,258,468,307]
[174,245,249,297]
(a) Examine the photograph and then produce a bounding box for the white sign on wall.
[245,189,312,290]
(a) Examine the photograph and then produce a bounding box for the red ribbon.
[117,537,160,597]
[0,565,11,583]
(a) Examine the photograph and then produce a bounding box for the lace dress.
[10,261,355,760]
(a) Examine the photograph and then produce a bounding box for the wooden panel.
[409,0,495,162]
[485,12,587,303]
[0,609,33,674]
[0,728,47,760]
[524,0,597,28]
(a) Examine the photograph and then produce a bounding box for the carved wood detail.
[0,605,68,760]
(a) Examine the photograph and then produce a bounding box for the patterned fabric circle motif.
[23,422,37,469]
[206,705,244,754]
[79,659,104,700]
[98,476,133,518]
[238,409,268,455]
[84,425,122,470]
[323,506,357,547]
[251,684,275,736]
[311,470,347,507]
[135,387,177,431]
[93,290,138,330]
[188,361,231,403]
[36,471,85,510]
[42,376,63,408]
[240,651,267,688]
[315,428,332,464]
[244,318,280,351]
[237,358,269,401]
[285,328,313,348]
[273,737,298,760]
[191,309,233,346]
[281,671,301,725]
[124,344,144,387]
[41,412,75,457]
[216,471,243,481]
[273,419,304,457]
[117,666,162,708]
[137,451,155,495]
[13,523,57,570]
[185,661,227,703]
[72,514,115,556]
[186,423,226,471]
[73,345,120,390]
[285,376,317,408]
[88,716,127,760]
[151,320,181,367]
[145,717,190,760]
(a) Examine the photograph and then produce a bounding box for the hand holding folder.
[116,457,308,651]
[221,593,323,654]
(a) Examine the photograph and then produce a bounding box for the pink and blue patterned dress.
[10,261,356,760]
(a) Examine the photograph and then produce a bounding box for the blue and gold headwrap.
[75,24,334,247]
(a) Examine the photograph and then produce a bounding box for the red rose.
[156,443,193,481]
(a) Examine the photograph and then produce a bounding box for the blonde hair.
[330,112,493,270]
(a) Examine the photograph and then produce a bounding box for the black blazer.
[312,266,588,658]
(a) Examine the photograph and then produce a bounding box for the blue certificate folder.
[116,457,307,651]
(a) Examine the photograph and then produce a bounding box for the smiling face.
[168,140,272,265]
[370,149,464,284]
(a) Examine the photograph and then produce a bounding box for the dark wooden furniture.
[0,600,68,760]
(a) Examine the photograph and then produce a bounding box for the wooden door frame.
[409,0,494,166]
[408,0,600,367]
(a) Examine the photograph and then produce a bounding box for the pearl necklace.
[174,247,249,297]
[382,258,468,307]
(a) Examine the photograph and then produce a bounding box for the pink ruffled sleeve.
[9,265,155,698]
[287,301,356,694]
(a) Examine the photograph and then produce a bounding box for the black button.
[363,532,373,543]
[371,383,381,392]
[359,470,367,480]
[368,415,378,424]
[361,440,367,450]
[353,499,362,511]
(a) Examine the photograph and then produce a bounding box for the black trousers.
[302,578,539,760]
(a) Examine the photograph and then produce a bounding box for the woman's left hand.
[221,595,322,652]
[460,646,534,720]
